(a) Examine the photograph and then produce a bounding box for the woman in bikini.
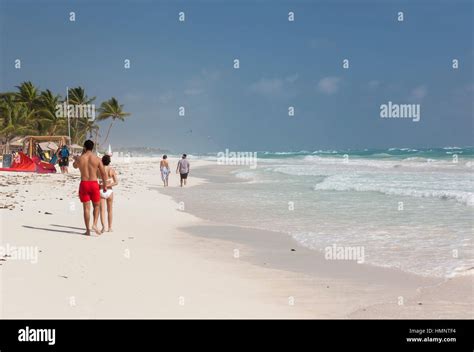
[160,155,170,187]
[98,155,118,233]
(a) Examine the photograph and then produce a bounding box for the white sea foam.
[388,147,419,152]
[297,155,465,170]
[233,170,257,180]
[314,174,474,206]
[291,231,474,278]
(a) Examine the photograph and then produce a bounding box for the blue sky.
[1,0,472,153]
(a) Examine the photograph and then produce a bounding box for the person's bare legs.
[99,198,106,233]
[184,178,187,186]
[106,194,114,232]
[91,202,101,235]
[82,201,91,236]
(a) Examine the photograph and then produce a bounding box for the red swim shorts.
[79,181,100,203]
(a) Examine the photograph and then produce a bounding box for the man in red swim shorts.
[73,140,107,236]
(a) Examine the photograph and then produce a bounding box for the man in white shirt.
[176,154,190,187]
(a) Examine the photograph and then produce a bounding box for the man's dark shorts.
[180,173,188,180]
[59,157,69,167]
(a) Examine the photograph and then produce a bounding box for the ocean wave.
[446,265,474,278]
[273,150,309,155]
[388,147,419,152]
[233,170,257,181]
[290,231,474,278]
[401,157,427,161]
[314,177,474,206]
[312,150,339,154]
[247,147,474,160]
[300,155,458,169]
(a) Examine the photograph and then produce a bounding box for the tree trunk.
[102,120,115,147]
[73,109,79,144]
[94,129,99,152]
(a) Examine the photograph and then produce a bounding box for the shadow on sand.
[22,224,86,235]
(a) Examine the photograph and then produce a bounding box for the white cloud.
[249,74,298,97]
[317,77,341,95]
[410,85,428,100]
[250,78,284,96]
[285,73,299,83]
[184,88,203,96]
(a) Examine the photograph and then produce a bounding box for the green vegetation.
[0,81,130,152]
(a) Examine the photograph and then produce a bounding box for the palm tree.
[76,117,99,144]
[37,89,66,136]
[97,97,131,147]
[68,87,96,144]
[14,81,40,111]
[14,81,47,135]
[0,98,36,153]
[0,83,131,155]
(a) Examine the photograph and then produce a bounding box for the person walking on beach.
[98,155,118,233]
[160,155,170,187]
[59,144,70,174]
[176,154,190,187]
[72,140,107,236]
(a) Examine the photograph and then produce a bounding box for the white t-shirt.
[178,159,190,174]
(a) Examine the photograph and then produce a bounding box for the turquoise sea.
[192,147,473,278]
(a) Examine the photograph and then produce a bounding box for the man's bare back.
[73,151,106,182]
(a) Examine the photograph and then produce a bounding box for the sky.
[0,0,473,153]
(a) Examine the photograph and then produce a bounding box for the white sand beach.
[0,157,472,319]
